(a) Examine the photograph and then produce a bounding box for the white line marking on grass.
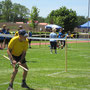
[0,82,9,85]
[0,82,21,86]
[46,71,65,77]
[84,56,90,58]
[30,68,64,71]
[0,68,90,73]
[31,83,88,90]
[46,73,90,78]
[68,48,90,51]
[30,68,90,72]
[78,54,90,59]
[0,69,23,74]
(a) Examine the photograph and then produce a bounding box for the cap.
[52,27,56,32]
[19,29,28,37]
[19,25,22,28]
[3,24,6,27]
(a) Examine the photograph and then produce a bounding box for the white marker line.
[0,82,21,86]
[0,68,90,73]
[0,82,9,85]
[46,71,65,76]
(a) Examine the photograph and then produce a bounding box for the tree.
[2,0,12,22]
[29,6,39,30]
[12,3,30,22]
[46,6,78,32]
[37,16,45,23]
[0,0,30,22]
[77,16,87,26]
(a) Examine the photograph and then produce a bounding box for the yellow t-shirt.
[15,31,19,36]
[8,36,28,56]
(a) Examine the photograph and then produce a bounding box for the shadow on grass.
[26,61,38,63]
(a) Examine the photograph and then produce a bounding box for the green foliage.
[37,16,45,22]
[29,6,39,29]
[2,0,12,21]
[77,16,88,26]
[47,6,78,32]
[0,0,29,22]
[12,3,29,22]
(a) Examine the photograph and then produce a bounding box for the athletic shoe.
[21,82,30,89]
[7,85,13,90]
[55,52,57,54]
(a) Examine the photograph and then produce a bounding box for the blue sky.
[0,0,89,17]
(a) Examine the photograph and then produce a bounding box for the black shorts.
[0,39,4,43]
[50,42,57,49]
[12,54,26,64]
[29,39,32,43]
[5,38,11,44]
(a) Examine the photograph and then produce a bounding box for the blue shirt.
[58,32,63,38]
[5,31,11,39]
[29,32,32,37]
[2,28,6,33]
[0,32,4,40]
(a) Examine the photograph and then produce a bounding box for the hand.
[12,60,17,64]
[17,62,21,65]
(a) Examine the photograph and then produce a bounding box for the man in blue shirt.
[57,28,64,49]
[28,31,32,48]
[5,28,11,47]
[0,28,5,49]
[2,24,7,33]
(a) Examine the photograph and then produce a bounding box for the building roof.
[38,23,48,25]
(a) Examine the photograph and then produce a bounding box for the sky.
[0,0,90,18]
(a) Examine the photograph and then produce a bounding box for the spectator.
[2,24,7,34]
[57,28,64,49]
[49,28,57,54]
[1,24,7,48]
[0,28,5,49]
[28,31,32,48]
[15,25,23,36]
[18,25,23,30]
[5,28,11,47]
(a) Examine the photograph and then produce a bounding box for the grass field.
[0,41,90,90]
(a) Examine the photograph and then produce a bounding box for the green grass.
[0,42,90,90]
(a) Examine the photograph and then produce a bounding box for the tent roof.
[45,24,62,29]
[78,21,90,28]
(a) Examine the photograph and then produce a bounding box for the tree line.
[0,0,88,32]
[0,0,29,22]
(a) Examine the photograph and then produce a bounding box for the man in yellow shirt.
[7,29,30,90]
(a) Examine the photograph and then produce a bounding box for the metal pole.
[88,0,90,41]
[88,0,90,19]
[88,0,90,29]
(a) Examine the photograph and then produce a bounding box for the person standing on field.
[7,29,30,90]
[2,24,7,33]
[49,28,57,54]
[15,25,23,36]
[28,31,32,48]
[5,28,11,47]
